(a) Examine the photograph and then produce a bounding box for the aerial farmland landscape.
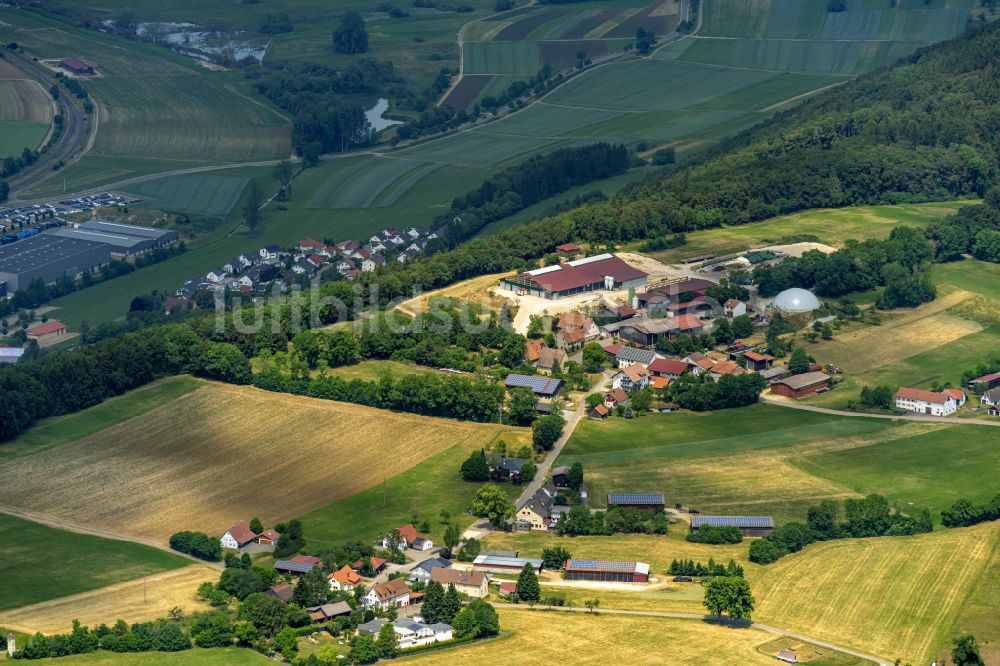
[1,0,999,664]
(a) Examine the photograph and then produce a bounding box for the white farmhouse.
[220,520,258,550]
[895,387,965,416]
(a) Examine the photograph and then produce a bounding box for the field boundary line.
[760,397,1000,427]
[760,80,850,112]
[492,603,893,665]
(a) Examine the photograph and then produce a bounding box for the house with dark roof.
[551,466,571,488]
[608,493,665,512]
[59,57,94,75]
[981,387,1000,406]
[491,456,526,478]
[306,602,352,623]
[408,557,452,583]
[969,372,1000,391]
[615,346,657,368]
[514,488,554,531]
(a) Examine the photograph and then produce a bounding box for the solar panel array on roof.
[472,555,544,568]
[691,516,774,528]
[608,493,664,505]
[274,560,315,573]
[566,560,639,573]
[504,374,562,396]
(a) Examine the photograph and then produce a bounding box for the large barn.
[691,515,775,537]
[564,559,650,583]
[500,253,647,299]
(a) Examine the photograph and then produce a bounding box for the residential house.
[292,258,317,276]
[615,346,657,369]
[361,254,386,272]
[525,338,546,365]
[222,259,240,274]
[945,388,967,406]
[723,299,746,318]
[491,457,525,479]
[363,578,411,610]
[328,564,363,591]
[407,557,452,583]
[988,405,1000,416]
[514,488,554,531]
[895,387,961,416]
[556,326,586,351]
[356,619,452,649]
[381,524,417,550]
[238,253,257,268]
[557,312,599,341]
[220,521,257,550]
[205,268,226,284]
[298,239,324,253]
[306,254,326,267]
[230,275,254,290]
[259,245,281,262]
[604,387,629,408]
[613,364,651,392]
[429,568,489,598]
[981,387,1000,406]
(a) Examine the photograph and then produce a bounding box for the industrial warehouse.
[499,253,648,299]
[0,235,111,294]
[564,560,650,583]
[0,221,177,296]
[49,220,178,256]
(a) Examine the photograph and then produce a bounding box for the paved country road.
[761,396,1000,427]
[492,603,894,666]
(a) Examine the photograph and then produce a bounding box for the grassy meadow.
[22,648,269,665]
[0,513,189,612]
[0,380,529,543]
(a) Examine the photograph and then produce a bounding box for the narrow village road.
[492,604,894,666]
[761,396,1000,427]
[0,506,224,570]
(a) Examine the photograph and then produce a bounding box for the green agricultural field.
[796,424,1000,516]
[464,41,541,76]
[299,425,532,549]
[306,156,427,209]
[636,201,971,263]
[562,402,996,524]
[325,359,438,382]
[24,648,270,665]
[121,175,249,218]
[2,9,291,194]
[0,513,189,612]
[0,376,202,461]
[400,130,563,166]
[0,120,48,156]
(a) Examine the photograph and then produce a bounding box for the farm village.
[3,0,1000,665]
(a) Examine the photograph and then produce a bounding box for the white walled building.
[895,387,964,416]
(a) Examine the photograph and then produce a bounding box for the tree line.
[554,505,669,536]
[669,558,744,578]
[941,493,1000,528]
[749,494,933,564]
[436,142,629,247]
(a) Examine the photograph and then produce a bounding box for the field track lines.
[759,79,850,111]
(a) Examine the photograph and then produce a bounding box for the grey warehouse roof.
[78,219,177,240]
[0,234,108,274]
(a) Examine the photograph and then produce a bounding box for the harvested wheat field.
[0,565,213,634]
[806,289,980,374]
[751,522,1000,665]
[0,381,523,542]
[396,270,514,316]
[407,609,780,665]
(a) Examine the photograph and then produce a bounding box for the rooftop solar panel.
[504,374,562,395]
[566,559,640,572]
[690,516,774,528]
[607,493,665,505]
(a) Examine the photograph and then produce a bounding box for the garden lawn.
[0,513,189,612]
[22,648,269,665]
